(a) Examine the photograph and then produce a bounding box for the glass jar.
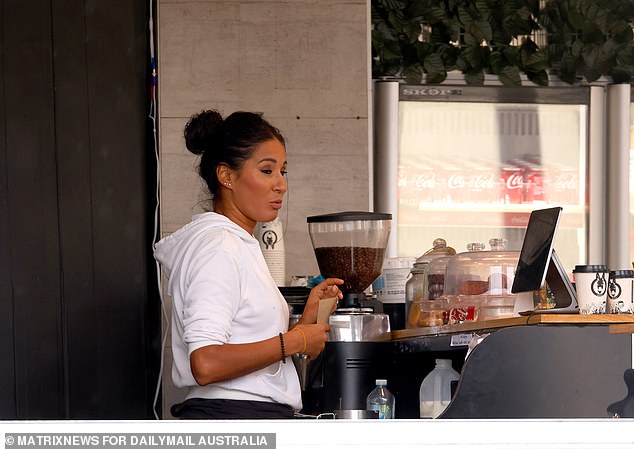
[442,238,532,324]
[405,238,455,328]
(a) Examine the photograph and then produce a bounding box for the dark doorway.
[0,0,160,419]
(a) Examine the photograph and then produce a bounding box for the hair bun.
[184,110,224,155]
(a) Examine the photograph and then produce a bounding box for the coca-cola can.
[468,162,497,203]
[444,163,466,203]
[551,166,579,205]
[412,163,437,204]
[499,164,524,204]
[523,162,546,204]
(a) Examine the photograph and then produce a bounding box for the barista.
[154,110,343,419]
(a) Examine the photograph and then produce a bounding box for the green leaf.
[583,65,602,83]
[581,23,604,44]
[455,54,468,71]
[458,6,474,26]
[475,0,491,16]
[444,18,462,42]
[464,69,485,85]
[609,66,633,84]
[403,64,424,83]
[517,6,531,21]
[616,46,634,66]
[427,6,448,23]
[464,31,478,46]
[463,45,484,67]
[492,29,513,46]
[424,52,445,75]
[571,40,584,58]
[559,55,579,84]
[610,21,634,43]
[524,51,548,71]
[567,9,586,30]
[490,51,506,74]
[503,46,520,66]
[426,72,448,84]
[476,19,493,42]
[497,65,522,86]
[415,41,434,60]
[526,69,549,86]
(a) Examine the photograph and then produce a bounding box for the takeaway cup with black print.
[607,270,634,314]
[573,265,608,314]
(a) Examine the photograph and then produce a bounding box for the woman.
[154,110,343,419]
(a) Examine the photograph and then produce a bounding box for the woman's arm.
[189,323,329,385]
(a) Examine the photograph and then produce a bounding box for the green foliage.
[372,0,634,85]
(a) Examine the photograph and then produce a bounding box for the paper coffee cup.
[573,265,608,314]
[607,270,634,314]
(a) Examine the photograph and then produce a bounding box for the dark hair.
[183,110,285,198]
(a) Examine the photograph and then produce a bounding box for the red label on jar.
[449,306,477,323]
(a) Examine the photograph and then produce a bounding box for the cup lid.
[573,264,607,273]
[307,211,391,223]
[610,270,634,278]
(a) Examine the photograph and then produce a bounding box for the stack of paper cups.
[254,217,286,286]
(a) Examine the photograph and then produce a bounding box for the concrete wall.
[158,0,370,417]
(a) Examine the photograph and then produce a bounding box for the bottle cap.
[436,359,452,367]
[375,379,387,386]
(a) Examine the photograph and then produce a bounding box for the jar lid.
[466,242,486,252]
[335,307,374,314]
[307,211,392,223]
[408,262,424,274]
[415,238,456,265]
[573,265,608,273]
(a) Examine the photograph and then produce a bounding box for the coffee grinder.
[303,211,394,414]
[308,211,391,311]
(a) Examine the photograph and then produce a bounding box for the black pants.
[171,398,295,419]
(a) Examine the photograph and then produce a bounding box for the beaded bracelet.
[278,332,287,363]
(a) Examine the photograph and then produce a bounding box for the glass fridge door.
[630,97,634,266]
[391,85,589,270]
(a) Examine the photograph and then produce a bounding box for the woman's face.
[220,138,287,232]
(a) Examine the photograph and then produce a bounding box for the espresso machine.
[301,211,394,414]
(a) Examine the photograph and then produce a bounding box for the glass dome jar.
[442,238,531,323]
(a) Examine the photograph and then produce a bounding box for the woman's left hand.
[296,278,344,326]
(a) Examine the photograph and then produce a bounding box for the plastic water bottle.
[419,359,460,418]
[366,379,395,419]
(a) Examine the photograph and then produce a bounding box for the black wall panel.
[0,0,17,419]
[0,0,159,419]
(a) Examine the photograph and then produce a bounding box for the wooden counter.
[390,313,634,340]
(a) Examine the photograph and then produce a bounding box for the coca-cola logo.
[447,174,465,189]
[505,173,523,190]
[414,173,435,189]
[554,174,577,190]
[473,174,495,189]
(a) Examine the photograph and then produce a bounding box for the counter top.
[390,313,634,340]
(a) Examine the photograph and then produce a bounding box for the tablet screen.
[511,207,562,293]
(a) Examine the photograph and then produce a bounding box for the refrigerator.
[373,79,632,273]
[630,90,634,265]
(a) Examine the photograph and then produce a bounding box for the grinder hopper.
[307,211,392,309]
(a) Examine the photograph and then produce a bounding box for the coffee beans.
[314,246,385,293]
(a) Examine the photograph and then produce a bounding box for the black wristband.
[278,332,287,364]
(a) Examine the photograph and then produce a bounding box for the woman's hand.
[297,278,344,325]
[289,323,331,360]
